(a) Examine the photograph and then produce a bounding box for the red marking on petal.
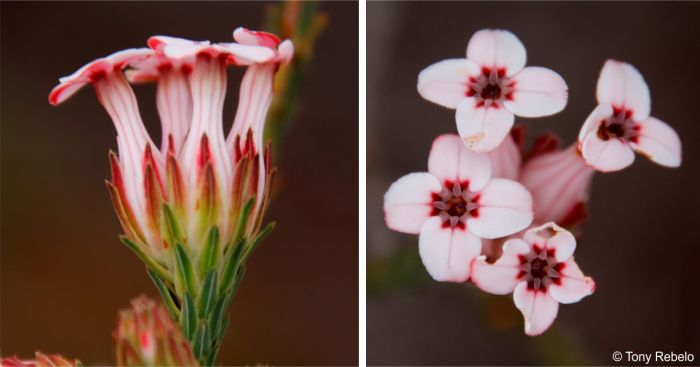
[157,62,173,73]
[497,68,506,77]
[546,248,555,257]
[471,193,480,203]
[518,254,528,264]
[551,277,562,285]
[470,208,479,218]
[517,270,526,279]
[180,64,192,75]
[554,262,566,272]
[89,69,107,82]
[533,244,542,253]
[481,66,491,76]
[466,88,476,97]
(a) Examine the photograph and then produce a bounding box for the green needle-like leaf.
[120,236,172,283]
[180,292,197,340]
[147,268,180,319]
[219,238,246,294]
[198,270,218,319]
[192,323,208,361]
[175,242,198,298]
[198,227,219,277]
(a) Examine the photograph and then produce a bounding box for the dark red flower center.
[445,196,468,217]
[481,83,502,100]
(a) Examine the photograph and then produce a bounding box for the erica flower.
[115,296,198,367]
[417,29,568,152]
[384,134,533,282]
[578,60,682,172]
[471,222,595,336]
[49,28,292,365]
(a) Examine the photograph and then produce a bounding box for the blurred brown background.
[367,2,700,365]
[1,1,357,365]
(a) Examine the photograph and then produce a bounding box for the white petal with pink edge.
[580,130,635,172]
[418,217,482,282]
[596,60,651,120]
[631,117,682,168]
[466,29,526,76]
[49,48,154,105]
[384,172,442,234]
[549,258,595,304]
[504,66,568,117]
[427,134,492,191]
[471,238,530,294]
[417,59,480,109]
[578,104,614,143]
[513,282,559,336]
[467,178,533,239]
[523,222,576,261]
[456,98,515,153]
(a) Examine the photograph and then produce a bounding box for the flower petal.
[417,59,480,109]
[487,131,521,180]
[513,282,559,336]
[468,178,533,239]
[471,238,530,294]
[384,172,442,234]
[580,130,635,172]
[427,134,492,191]
[523,222,576,262]
[456,98,515,153]
[504,66,568,117]
[549,258,595,304]
[578,104,614,143]
[596,60,651,120]
[466,29,527,76]
[49,48,154,105]
[631,117,682,168]
[419,217,482,282]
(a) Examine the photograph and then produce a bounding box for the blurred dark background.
[1,1,357,365]
[367,2,700,365]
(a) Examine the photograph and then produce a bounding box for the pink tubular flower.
[417,29,568,152]
[471,222,595,336]
[578,60,682,172]
[49,29,291,279]
[384,134,533,282]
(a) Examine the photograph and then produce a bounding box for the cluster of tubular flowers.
[385,28,682,336]
[49,28,292,267]
[49,28,293,363]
